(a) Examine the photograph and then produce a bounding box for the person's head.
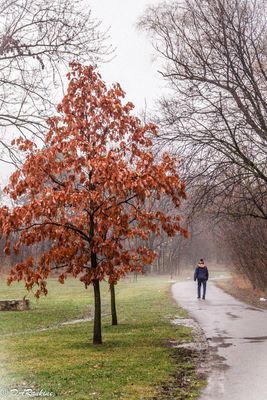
[199,258,204,263]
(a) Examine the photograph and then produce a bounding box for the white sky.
[0,0,165,188]
[89,0,165,112]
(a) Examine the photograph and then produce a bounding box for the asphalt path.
[172,280,267,400]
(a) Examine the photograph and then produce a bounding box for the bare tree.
[0,0,110,164]
[219,217,267,290]
[140,0,267,220]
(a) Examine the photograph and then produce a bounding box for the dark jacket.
[194,265,209,281]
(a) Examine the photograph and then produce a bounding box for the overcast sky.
[89,0,165,112]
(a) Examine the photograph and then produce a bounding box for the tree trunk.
[93,279,102,344]
[89,212,102,344]
[110,283,118,326]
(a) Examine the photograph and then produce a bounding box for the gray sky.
[89,0,165,112]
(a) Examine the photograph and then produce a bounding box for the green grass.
[0,275,204,400]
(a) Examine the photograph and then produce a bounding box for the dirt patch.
[152,317,208,400]
[151,347,207,400]
[215,277,267,310]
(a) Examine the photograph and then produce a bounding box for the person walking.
[194,259,209,299]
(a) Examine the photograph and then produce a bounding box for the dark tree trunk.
[89,212,102,344]
[110,283,118,326]
[93,279,102,344]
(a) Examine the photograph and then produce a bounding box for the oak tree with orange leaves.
[0,63,186,344]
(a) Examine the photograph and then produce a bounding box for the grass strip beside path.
[0,276,204,400]
[216,277,267,310]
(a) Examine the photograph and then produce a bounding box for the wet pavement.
[172,281,267,400]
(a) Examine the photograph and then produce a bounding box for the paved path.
[172,281,267,400]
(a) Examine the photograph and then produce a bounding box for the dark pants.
[197,280,207,299]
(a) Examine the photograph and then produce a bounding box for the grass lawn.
[0,275,204,400]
